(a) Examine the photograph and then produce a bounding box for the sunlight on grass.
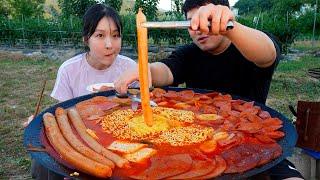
[292,40,320,52]
[0,58,59,178]
[267,56,320,118]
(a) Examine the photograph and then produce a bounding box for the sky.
[158,0,239,11]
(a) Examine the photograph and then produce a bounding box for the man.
[115,0,304,179]
[115,0,278,105]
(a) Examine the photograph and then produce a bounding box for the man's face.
[186,8,224,52]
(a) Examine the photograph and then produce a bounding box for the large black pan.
[24,87,297,179]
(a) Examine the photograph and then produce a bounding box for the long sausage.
[43,113,112,178]
[136,8,154,126]
[67,108,130,168]
[55,107,115,168]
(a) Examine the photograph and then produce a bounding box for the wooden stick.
[33,80,47,118]
[26,144,47,152]
[136,8,153,126]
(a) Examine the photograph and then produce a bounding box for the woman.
[51,4,136,102]
[30,4,136,179]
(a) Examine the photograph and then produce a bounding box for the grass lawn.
[267,56,320,119]
[292,40,320,52]
[0,47,319,178]
[0,58,59,179]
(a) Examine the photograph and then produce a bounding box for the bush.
[0,16,82,46]
[237,13,300,53]
[1,10,317,51]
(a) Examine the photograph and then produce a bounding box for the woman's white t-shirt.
[51,53,136,102]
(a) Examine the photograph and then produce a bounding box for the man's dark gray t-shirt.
[160,34,281,104]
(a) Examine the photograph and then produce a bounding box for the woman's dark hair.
[182,0,230,17]
[82,4,122,44]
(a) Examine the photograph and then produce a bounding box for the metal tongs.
[116,87,157,111]
[131,96,158,108]
[141,20,234,30]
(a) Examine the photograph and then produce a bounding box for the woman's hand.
[114,65,152,94]
[23,115,34,128]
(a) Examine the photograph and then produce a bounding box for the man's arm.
[225,22,277,68]
[150,62,174,87]
[190,4,278,68]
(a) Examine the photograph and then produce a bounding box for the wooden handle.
[33,80,47,118]
[303,108,310,141]
[136,8,153,126]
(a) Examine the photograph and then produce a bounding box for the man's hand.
[189,3,276,67]
[190,4,235,35]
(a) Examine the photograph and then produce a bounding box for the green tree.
[0,0,13,17]
[235,0,319,52]
[271,0,308,14]
[58,0,96,18]
[105,0,122,12]
[234,0,273,15]
[172,0,184,15]
[235,0,316,15]
[10,0,45,17]
[298,9,320,35]
[134,0,159,20]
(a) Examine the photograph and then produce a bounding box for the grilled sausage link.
[67,108,130,168]
[55,107,115,168]
[43,113,112,178]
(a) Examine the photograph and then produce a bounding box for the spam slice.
[168,159,215,179]
[130,154,193,179]
[108,141,147,154]
[198,155,226,179]
[197,114,222,121]
[124,148,157,163]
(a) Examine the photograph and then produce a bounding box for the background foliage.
[235,0,319,52]
[58,0,96,18]
[7,0,45,18]
[0,0,319,51]
[134,0,160,21]
[105,0,123,12]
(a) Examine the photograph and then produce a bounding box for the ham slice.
[221,143,282,174]
[198,155,227,179]
[107,141,147,154]
[130,154,192,179]
[168,159,215,179]
[124,148,157,163]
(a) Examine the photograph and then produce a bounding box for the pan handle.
[303,108,310,141]
[288,105,297,117]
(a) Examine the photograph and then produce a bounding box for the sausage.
[43,113,112,178]
[67,108,130,168]
[55,107,115,168]
[136,9,154,127]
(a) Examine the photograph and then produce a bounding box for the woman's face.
[86,16,121,70]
